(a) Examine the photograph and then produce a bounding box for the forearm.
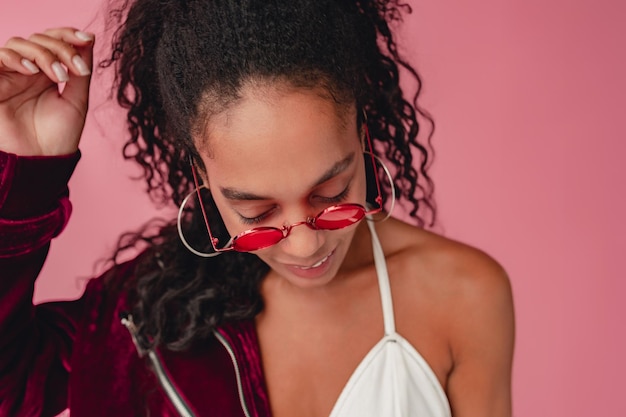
[0,149,80,416]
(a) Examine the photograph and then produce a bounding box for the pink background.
[2,0,625,415]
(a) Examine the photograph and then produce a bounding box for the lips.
[283,250,336,280]
[292,251,333,270]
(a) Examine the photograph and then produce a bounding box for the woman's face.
[196,82,366,289]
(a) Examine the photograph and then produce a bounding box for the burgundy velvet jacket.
[0,150,271,417]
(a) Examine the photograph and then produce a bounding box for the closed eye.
[238,206,277,225]
[315,184,351,204]
[238,184,351,225]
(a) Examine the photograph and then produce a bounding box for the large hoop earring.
[364,151,396,222]
[177,185,222,258]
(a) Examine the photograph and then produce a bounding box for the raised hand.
[0,27,94,156]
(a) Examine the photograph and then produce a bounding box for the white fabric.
[328,222,452,417]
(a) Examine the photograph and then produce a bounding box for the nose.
[280,221,324,259]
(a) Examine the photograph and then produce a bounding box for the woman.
[0,0,514,416]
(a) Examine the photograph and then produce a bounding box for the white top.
[328,221,452,417]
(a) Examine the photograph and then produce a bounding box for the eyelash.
[317,184,351,204]
[239,208,276,225]
[238,184,351,225]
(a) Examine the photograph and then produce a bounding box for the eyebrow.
[220,152,355,201]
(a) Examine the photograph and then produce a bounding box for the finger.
[4,36,72,83]
[0,47,41,75]
[61,37,94,112]
[28,33,91,77]
[37,30,95,79]
[43,27,95,46]
[3,29,95,112]
[5,31,94,82]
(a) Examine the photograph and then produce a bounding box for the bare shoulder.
[375,218,515,415]
[379,218,514,345]
[376,218,512,304]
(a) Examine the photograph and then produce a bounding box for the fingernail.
[75,31,94,41]
[21,58,40,74]
[72,55,91,76]
[52,61,69,82]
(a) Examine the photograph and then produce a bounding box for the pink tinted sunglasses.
[190,125,384,254]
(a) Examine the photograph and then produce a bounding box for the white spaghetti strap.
[328,222,452,416]
[367,221,396,335]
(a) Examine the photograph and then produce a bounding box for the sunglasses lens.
[315,204,366,230]
[229,205,366,252]
[233,227,285,252]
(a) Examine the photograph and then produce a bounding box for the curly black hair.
[101,0,436,351]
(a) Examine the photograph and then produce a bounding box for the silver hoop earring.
[177,185,222,258]
[364,151,396,222]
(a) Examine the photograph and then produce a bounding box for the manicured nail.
[72,55,91,76]
[21,58,40,74]
[51,61,69,82]
[75,31,94,41]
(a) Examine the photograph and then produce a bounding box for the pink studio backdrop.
[2,1,624,416]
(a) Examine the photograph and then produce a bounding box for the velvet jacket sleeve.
[0,149,81,416]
